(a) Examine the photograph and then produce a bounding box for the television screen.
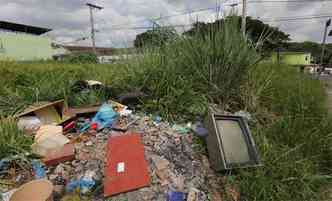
[216,119,251,164]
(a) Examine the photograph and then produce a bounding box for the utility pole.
[320,19,331,72]
[242,0,247,36]
[86,3,103,55]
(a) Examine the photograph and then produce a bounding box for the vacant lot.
[1,21,332,200]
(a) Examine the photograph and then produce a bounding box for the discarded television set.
[205,110,261,171]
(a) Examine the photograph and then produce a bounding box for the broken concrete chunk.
[151,155,170,171]
[155,169,170,186]
[187,188,198,201]
[43,144,75,166]
[171,175,185,192]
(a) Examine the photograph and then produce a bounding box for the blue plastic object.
[167,191,186,201]
[92,103,119,130]
[153,115,162,124]
[0,158,11,170]
[66,178,95,194]
[32,160,46,179]
[193,121,209,138]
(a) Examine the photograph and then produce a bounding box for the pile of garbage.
[0,98,226,201]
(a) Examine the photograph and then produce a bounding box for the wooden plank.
[104,133,150,197]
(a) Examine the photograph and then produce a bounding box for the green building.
[271,52,312,66]
[0,21,66,61]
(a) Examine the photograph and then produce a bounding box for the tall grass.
[0,118,33,158]
[0,17,331,201]
[236,63,332,201]
[0,61,126,116]
[122,18,260,119]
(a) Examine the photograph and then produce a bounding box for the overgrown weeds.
[0,17,331,201]
[122,18,260,120]
[236,63,332,201]
[0,118,33,158]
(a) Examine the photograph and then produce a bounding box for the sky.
[0,0,332,47]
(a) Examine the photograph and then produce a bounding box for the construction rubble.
[0,99,231,201]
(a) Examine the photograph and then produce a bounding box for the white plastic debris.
[17,116,41,134]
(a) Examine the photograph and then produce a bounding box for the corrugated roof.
[0,21,51,35]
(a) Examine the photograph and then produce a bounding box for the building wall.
[0,32,66,61]
[271,52,312,66]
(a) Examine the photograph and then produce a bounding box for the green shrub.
[63,53,98,64]
[123,17,260,119]
[0,118,33,158]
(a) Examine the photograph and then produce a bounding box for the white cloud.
[1,0,332,47]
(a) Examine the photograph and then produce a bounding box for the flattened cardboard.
[15,100,74,125]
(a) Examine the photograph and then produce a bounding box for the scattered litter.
[15,100,74,125]
[187,188,197,201]
[66,170,96,194]
[191,121,208,138]
[68,106,100,116]
[1,188,17,201]
[234,110,253,122]
[118,107,133,117]
[31,125,70,156]
[153,115,162,125]
[9,179,53,201]
[63,121,76,132]
[4,99,226,200]
[155,168,170,186]
[53,175,66,199]
[167,191,186,201]
[17,116,41,134]
[172,124,191,134]
[151,156,170,171]
[31,160,46,179]
[91,103,118,130]
[86,80,103,86]
[43,144,75,166]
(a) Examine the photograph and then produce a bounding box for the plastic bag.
[32,160,46,179]
[17,116,41,133]
[66,170,96,194]
[92,103,118,130]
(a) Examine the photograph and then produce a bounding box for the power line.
[248,0,332,3]
[109,14,332,31]
[108,3,240,29]
[262,15,332,22]
[111,24,192,31]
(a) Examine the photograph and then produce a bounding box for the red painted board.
[104,133,150,197]
[43,144,75,166]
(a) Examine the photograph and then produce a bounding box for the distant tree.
[134,27,178,48]
[63,53,98,64]
[184,16,291,53]
[286,41,332,65]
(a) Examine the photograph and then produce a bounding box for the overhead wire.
[248,0,332,3]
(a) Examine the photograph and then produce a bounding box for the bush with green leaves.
[123,17,260,120]
[63,53,98,64]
